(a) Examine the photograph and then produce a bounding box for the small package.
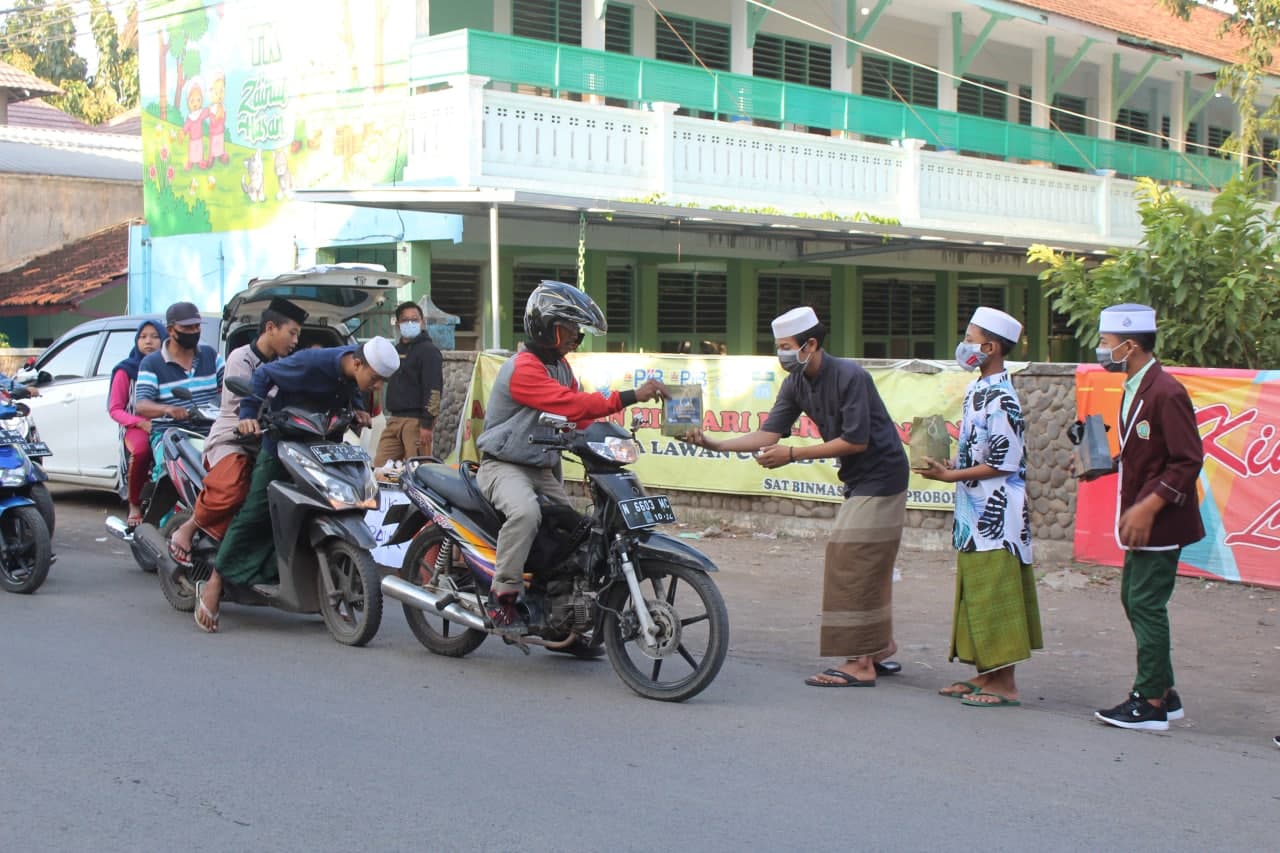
[1075,414,1114,479]
[909,415,951,470]
[662,385,704,437]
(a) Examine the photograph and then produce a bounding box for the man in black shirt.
[682,307,909,687]
[374,301,444,465]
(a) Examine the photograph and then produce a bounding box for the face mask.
[955,341,987,372]
[1096,343,1130,373]
[174,330,201,350]
[398,321,422,340]
[777,343,810,374]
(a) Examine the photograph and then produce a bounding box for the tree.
[167,8,208,113]
[1029,177,1280,369]
[1159,0,1280,168]
[90,0,138,110]
[0,0,88,84]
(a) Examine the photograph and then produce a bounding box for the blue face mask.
[399,321,422,340]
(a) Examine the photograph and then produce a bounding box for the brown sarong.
[820,492,906,658]
[192,452,253,542]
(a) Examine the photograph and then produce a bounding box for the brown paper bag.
[909,415,951,470]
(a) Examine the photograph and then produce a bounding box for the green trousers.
[1120,548,1181,699]
[215,451,286,586]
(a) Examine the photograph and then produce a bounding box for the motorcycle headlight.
[0,464,27,486]
[282,445,362,509]
[0,415,30,440]
[588,436,640,464]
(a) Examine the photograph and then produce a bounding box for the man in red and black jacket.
[475,281,667,633]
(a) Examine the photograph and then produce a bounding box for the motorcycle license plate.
[21,441,50,458]
[312,444,369,464]
[617,495,677,529]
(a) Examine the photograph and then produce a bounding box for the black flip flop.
[874,660,902,676]
[805,668,876,687]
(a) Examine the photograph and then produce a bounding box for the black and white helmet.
[524,280,608,347]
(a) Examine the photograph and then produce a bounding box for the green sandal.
[961,690,1021,707]
[939,681,981,698]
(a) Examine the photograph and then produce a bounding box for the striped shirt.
[135,342,224,433]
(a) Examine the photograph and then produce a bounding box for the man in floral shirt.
[921,306,1042,708]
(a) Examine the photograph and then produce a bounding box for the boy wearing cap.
[921,308,1042,707]
[203,338,399,627]
[683,307,909,687]
[134,301,223,453]
[1084,304,1203,731]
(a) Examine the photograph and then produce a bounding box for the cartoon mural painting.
[141,1,412,237]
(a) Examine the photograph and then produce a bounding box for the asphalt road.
[1,489,1276,853]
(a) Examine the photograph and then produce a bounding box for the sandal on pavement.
[939,681,982,697]
[193,581,219,634]
[169,539,194,569]
[874,660,902,676]
[961,690,1020,707]
[804,668,876,688]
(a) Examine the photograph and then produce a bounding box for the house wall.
[0,175,141,270]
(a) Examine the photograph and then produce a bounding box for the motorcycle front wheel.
[400,527,487,658]
[29,482,54,538]
[602,560,729,702]
[317,539,382,647]
[0,505,52,594]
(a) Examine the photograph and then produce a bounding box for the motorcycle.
[0,398,54,594]
[381,413,730,702]
[105,386,219,578]
[120,377,385,646]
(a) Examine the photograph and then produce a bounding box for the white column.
[1096,170,1115,239]
[1169,78,1186,153]
[648,102,679,199]
[830,1,852,94]
[897,138,925,224]
[634,3,656,59]
[581,2,605,51]
[937,18,958,114]
[1098,56,1115,141]
[730,1,752,76]
[1031,42,1049,129]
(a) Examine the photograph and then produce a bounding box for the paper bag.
[662,385,704,437]
[909,415,951,470]
[1075,414,1114,479]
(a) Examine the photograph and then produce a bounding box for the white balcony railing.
[406,75,1230,248]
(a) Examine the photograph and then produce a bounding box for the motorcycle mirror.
[172,386,194,401]
[225,376,254,397]
[630,413,645,430]
[37,370,52,386]
[15,402,30,417]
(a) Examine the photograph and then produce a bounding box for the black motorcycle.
[124,377,384,646]
[381,413,730,702]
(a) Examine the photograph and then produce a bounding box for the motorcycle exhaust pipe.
[105,516,133,541]
[381,575,488,632]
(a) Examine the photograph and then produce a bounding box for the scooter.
[0,398,54,594]
[125,377,385,646]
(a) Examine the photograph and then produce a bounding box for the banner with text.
[1074,364,1280,589]
[452,353,987,511]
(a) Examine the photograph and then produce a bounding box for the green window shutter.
[655,13,729,71]
[754,34,831,88]
[656,271,728,335]
[755,275,833,336]
[604,2,632,54]
[1051,94,1087,136]
[1207,125,1231,158]
[513,265,578,336]
[1115,108,1150,146]
[606,266,633,335]
[1018,85,1031,125]
[428,264,482,333]
[512,0,582,45]
[957,75,1007,121]
[862,56,937,107]
[957,284,1007,335]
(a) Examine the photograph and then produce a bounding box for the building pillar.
[1023,277,1048,362]
[634,1,656,58]
[730,0,752,76]
[395,240,432,305]
[725,259,759,355]
[635,261,660,353]
[829,265,862,357]
[934,271,959,359]
[1031,42,1050,129]
[579,250,609,352]
[480,249,515,350]
[937,18,958,114]
[1098,55,1115,141]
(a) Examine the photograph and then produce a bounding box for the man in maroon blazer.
[1083,304,1205,732]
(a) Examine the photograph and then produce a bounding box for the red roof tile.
[4,99,96,132]
[1015,1,1275,72]
[0,221,132,315]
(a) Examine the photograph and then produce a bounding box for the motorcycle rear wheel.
[317,539,382,647]
[602,560,729,702]
[157,511,210,613]
[0,505,52,594]
[400,527,487,657]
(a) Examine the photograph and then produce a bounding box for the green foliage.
[148,190,213,236]
[0,0,87,84]
[1030,177,1280,369]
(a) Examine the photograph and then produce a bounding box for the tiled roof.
[0,124,141,180]
[0,221,132,314]
[1014,1,1274,72]
[105,108,141,136]
[4,99,96,132]
[0,59,61,100]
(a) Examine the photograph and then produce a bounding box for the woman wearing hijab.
[108,320,165,527]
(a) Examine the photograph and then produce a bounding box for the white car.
[16,264,410,492]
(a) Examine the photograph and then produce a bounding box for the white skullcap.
[361,336,400,378]
[771,306,821,339]
[970,306,1022,343]
[1100,303,1157,334]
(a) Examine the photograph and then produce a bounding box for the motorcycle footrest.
[434,593,458,612]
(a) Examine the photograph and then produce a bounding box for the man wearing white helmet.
[205,337,399,630]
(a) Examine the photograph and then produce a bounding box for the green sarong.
[950,549,1043,673]
[215,451,286,586]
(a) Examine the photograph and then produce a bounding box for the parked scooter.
[381,413,730,702]
[0,398,54,593]
[123,377,385,646]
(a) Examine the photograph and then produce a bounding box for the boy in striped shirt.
[133,302,224,460]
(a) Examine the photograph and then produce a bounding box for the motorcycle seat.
[161,429,207,482]
[411,462,504,533]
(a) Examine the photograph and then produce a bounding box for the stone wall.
[435,352,1080,552]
